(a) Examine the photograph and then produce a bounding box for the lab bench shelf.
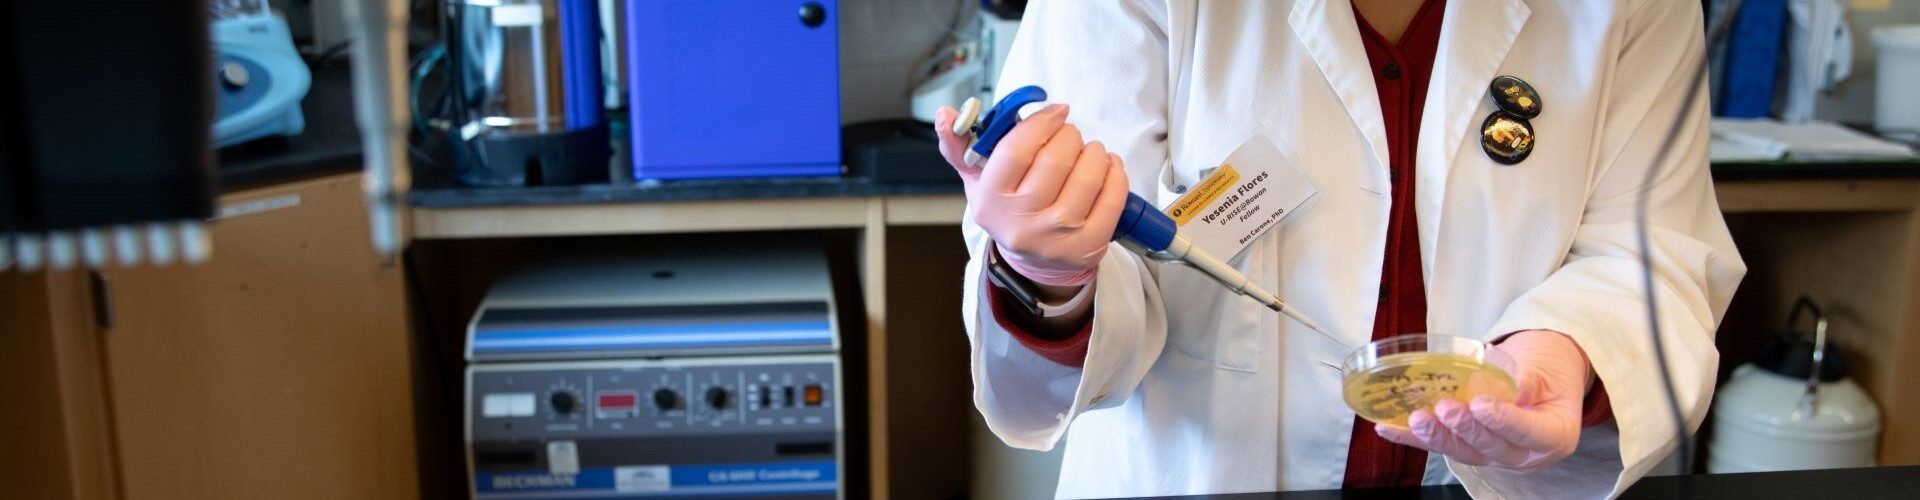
[1710,158,1920,181]
[410,176,962,207]
[405,160,1920,211]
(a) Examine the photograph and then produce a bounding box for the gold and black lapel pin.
[1481,75,1541,165]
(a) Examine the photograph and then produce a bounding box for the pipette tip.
[1253,292,1327,334]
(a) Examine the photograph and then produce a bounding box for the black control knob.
[550,392,577,414]
[652,388,679,411]
[798,2,827,28]
[705,387,731,410]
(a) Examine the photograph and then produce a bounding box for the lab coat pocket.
[1144,158,1267,372]
[1149,160,1179,206]
[1157,243,1266,373]
[1148,158,1211,206]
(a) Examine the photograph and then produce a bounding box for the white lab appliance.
[1709,298,1881,473]
[465,237,845,499]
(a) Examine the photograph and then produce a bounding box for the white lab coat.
[958,1,1747,498]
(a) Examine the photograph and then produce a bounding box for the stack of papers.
[1710,118,1917,162]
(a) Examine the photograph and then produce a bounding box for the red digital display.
[597,391,638,409]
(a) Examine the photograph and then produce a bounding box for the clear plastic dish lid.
[1341,334,1518,428]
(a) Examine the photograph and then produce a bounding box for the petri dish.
[1341,334,1517,428]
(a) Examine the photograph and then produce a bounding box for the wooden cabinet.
[1716,179,1920,466]
[1,173,419,499]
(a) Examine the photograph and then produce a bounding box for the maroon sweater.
[1345,0,1446,486]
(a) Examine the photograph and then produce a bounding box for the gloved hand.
[934,104,1131,287]
[1377,330,1593,471]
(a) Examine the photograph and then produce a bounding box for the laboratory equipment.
[842,120,954,184]
[625,0,842,180]
[211,1,311,148]
[907,0,1024,124]
[2,0,216,271]
[465,237,844,499]
[1709,298,1881,473]
[910,64,985,125]
[1872,25,1920,142]
[977,0,1027,100]
[447,0,610,187]
[1340,335,1517,428]
[956,86,1322,332]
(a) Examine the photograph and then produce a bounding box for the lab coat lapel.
[1289,0,1387,174]
[1416,0,1530,281]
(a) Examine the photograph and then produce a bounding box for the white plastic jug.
[1708,298,1880,473]
[1872,25,1920,142]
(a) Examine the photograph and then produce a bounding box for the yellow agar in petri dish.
[1342,351,1517,428]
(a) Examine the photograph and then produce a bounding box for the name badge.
[1161,134,1318,261]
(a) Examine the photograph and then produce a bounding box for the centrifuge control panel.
[469,357,839,441]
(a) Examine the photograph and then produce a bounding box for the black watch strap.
[985,244,1045,317]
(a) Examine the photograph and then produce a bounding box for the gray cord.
[1635,1,1741,479]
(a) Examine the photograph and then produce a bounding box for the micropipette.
[957,86,1324,333]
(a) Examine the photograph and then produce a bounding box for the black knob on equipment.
[705,387,731,410]
[550,392,577,414]
[652,388,679,411]
[798,3,827,28]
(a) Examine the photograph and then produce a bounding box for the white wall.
[839,0,969,124]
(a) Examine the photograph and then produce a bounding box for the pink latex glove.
[933,104,1130,287]
[1377,330,1594,471]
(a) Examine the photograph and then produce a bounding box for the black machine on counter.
[444,0,610,186]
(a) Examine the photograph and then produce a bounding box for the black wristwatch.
[985,244,1092,318]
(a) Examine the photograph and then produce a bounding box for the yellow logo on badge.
[1166,164,1240,226]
